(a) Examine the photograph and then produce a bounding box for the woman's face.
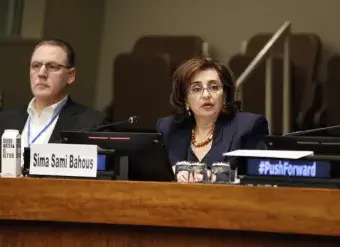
[186,68,225,120]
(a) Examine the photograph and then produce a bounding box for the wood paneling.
[1,178,340,246]
[43,0,105,109]
[1,221,340,247]
[0,38,37,109]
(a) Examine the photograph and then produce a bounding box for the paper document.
[223,149,314,159]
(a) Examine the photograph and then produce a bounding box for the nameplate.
[29,144,98,177]
[247,158,331,178]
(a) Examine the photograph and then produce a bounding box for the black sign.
[247,158,331,178]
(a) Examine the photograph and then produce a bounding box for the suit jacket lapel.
[14,107,29,132]
[168,125,191,166]
[208,117,235,163]
[49,98,79,143]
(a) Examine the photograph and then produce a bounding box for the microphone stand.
[284,125,340,136]
[78,116,140,132]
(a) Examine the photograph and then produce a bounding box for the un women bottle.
[1,129,21,177]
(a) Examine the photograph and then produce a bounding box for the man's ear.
[67,68,76,85]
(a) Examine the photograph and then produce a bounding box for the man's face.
[30,44,75,100]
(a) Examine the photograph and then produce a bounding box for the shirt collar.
[27,95,69,118]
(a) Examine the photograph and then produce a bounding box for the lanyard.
[27,96,69,147]
[27,106,64,147]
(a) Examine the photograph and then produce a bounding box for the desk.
[1,178,340,246]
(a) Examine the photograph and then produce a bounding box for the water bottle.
[1,129,21,177]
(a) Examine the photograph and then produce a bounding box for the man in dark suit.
[0,39,108,169]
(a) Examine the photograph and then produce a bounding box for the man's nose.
[37,65,48,76]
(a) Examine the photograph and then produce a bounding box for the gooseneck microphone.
[284,124,340,136]
[79,116,140,132]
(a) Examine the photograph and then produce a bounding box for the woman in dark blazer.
[157,57,269,180]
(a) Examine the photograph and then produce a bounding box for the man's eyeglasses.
[30,62,70,72]
[188,83,223,95]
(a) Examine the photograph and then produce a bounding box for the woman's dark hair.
[170,56,237,119]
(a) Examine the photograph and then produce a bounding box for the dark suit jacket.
[157,112,269,166]
[0,98,108,144]
[0,98,109,171]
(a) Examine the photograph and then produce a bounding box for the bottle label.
[2,138,16,159]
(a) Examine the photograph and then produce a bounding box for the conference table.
[1,178,340,246]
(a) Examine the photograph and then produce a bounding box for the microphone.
[284,124,340,136]
[79,116,140,132]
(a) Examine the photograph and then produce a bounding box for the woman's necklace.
[191,126,214,148]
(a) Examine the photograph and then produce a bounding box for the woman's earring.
[223,102,228,111]
[186,105,191,116]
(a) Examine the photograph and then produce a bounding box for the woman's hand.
[176,171,203,183]
[176,170,190,183]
